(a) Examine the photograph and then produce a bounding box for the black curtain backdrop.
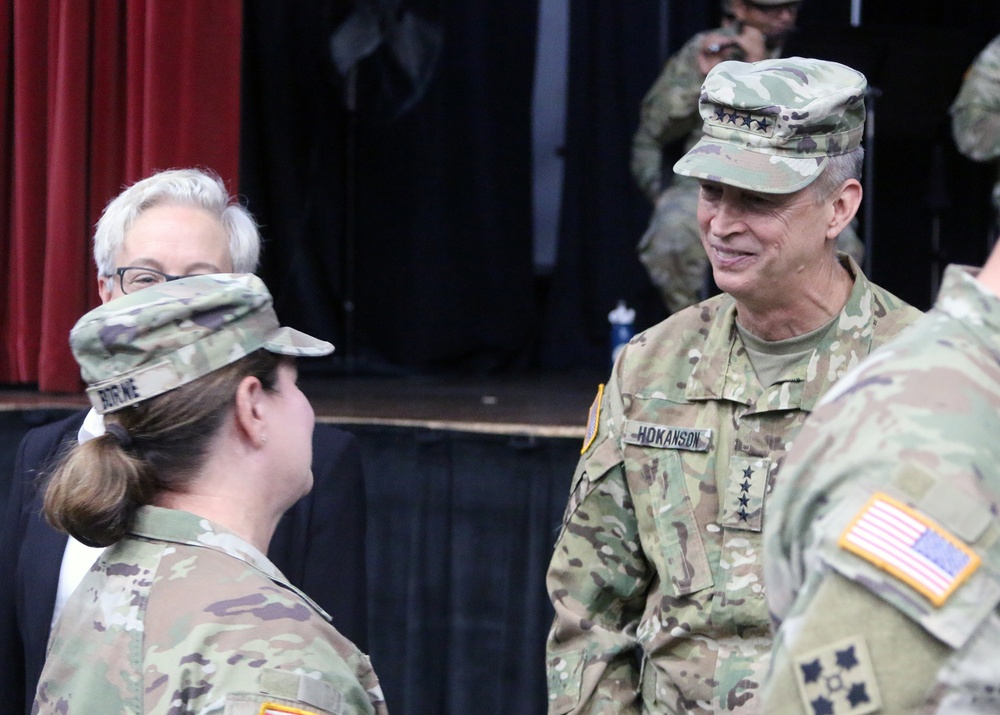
[240,0,353,365]
[244,1,1000,376]
[241,0,539,376]
[538,3,672,371]
[356,425,574,715]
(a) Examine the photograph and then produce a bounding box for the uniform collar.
[127,505,332,621]
[935,264,1000,357]
[687,254,881,411]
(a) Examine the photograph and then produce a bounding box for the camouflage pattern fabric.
[545,255,920,714]
[33,506,387,714]
[763,264,1000,713]
[674,57,866,194]
[70,273,333,414]
[950,34,1000,220]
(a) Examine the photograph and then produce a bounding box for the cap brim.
[263,327,335,357]
[673,138,827,194]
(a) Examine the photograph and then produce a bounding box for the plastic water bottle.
[608,300,635,368]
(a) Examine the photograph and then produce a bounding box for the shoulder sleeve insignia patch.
[839,492,980,607]
[259,703,319,715]
[581,384,604,455]
[792,636,882,715]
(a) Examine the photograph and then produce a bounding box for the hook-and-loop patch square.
[793,636,882,715]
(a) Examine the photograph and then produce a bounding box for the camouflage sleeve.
[764,341,1000,712]
[764,478,1000,713]
[764,562,955,713]
[951,34,1000,161]
[630,32,711,202]
[545,376,650,715]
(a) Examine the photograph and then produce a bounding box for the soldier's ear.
[825,179,862,241]
[233,375,267,449]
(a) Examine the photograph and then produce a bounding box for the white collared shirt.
[51,409,107,629]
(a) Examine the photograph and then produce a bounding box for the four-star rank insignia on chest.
[720,456,769,531]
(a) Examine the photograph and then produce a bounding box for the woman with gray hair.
[92,167,260,285]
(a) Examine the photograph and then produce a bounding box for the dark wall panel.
[242,0,1000,373]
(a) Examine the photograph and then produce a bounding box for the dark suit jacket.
[0,410,368,714]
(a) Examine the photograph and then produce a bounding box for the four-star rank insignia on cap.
[793,636,882,715]
[839,492,980,606]
[708,104,775,136]
[581,384,604,455]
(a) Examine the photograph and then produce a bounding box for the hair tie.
[105,423,133,449]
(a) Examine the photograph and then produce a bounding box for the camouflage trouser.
[637,182,705,316]
[638,184,866,316]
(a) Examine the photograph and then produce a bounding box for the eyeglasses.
[112,266,200,294]
[745,1,800,15]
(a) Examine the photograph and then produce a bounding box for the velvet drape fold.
[0,0,242,391]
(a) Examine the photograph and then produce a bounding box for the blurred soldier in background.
[951,33,1000,242]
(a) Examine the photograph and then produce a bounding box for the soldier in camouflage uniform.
[33,274,387,714]
[546,57,921,714]
[632,1,864,314]
[763,242,1000,712]
[950,34,1000,236]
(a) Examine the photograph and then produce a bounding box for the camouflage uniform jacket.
[763,265,1000,713]
[33,506,387,715]
[630,27,781,202]
[950,34,1000,215]
[546,256,920,714]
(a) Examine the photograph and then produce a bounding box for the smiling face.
[99,203,233,303]
[697,180,837,311]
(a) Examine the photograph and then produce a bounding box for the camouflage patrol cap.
[71,273,333,414]
[673,56,867,193]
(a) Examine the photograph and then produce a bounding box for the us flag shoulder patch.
[839,492,980,607]
[581,384,604,455]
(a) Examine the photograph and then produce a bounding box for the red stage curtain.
[0,0,242,392]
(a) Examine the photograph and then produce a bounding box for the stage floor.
[0,371,604,439]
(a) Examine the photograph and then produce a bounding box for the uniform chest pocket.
[710,456,772,629]
[637,448,714,597]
